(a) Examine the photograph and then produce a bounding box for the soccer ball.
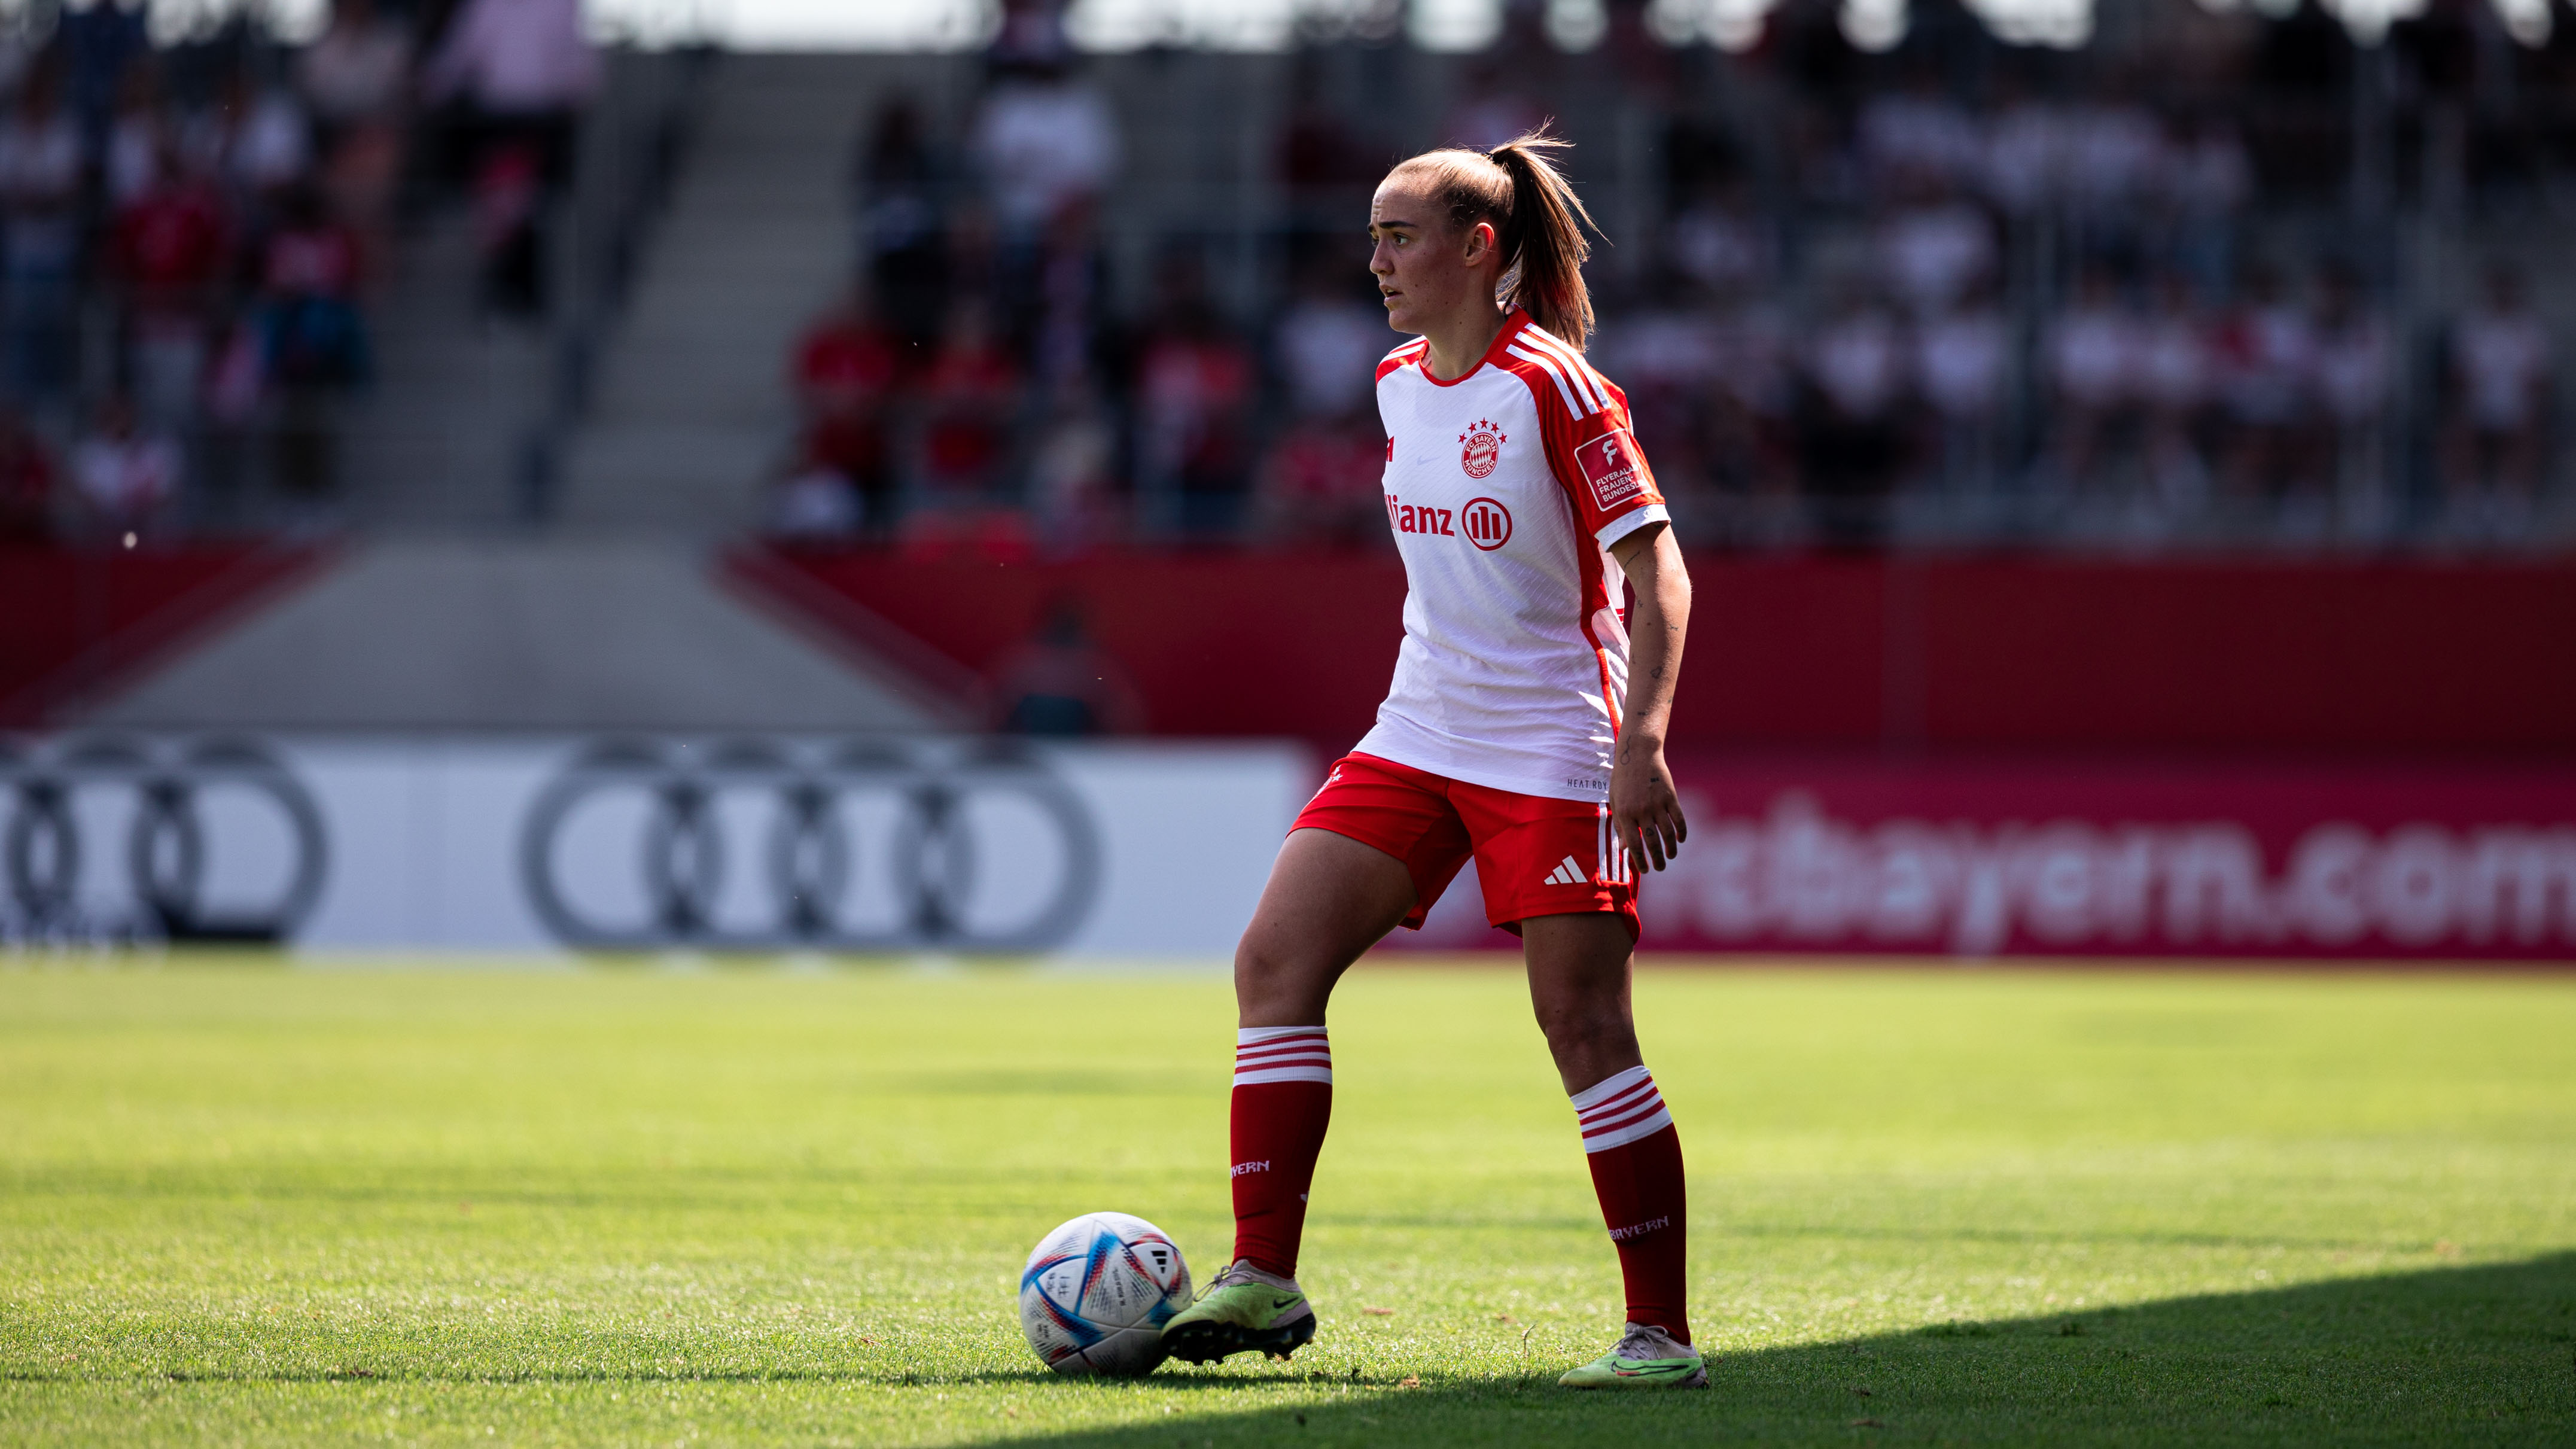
[1018,1211,1192,1377]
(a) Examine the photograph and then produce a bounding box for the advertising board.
[0,734,1310,957]
[1396,757,2576,960]
[12,736,2569,961]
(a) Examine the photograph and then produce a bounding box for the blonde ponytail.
[1387,127,1601,350]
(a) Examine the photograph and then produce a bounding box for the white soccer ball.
[1018,1211,1193,1377]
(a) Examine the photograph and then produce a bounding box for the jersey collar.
[1420,309,1532,387]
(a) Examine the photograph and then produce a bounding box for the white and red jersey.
[1357,310,1670,803]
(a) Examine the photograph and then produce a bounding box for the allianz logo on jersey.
[1386,492,1514,551]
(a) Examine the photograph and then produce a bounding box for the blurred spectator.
[1798,290,1909,545]
[300,0,412,134]
[423,0,601,143]
[1277,69,1378,205]
[916,299,1022,512]
[2444,263,2553,525]
[424,0,601,317]
[1026,200,1107,391]
[987,0,1074,71]
[1603,303,1719,497]
[0,28,31,102]
[2212,266,2322,506]
[60,0,148,153]
[0,404,56,540]
[2310,266,2393,533]
[1028,381,1120,553]
[255,184,370,498]
[1256,413,1385,546]
[2137,271,2215,512]
[2063,93,2165,222]
[1442,58,1547,153]
[1980,92,2062,217]
[1134,266,1256,539]
[1914,294,2008,495]
[104,65,168,206]
[298,0,414,269]
[986,594,1143,736]
[858,98,946,348]
[769,450,860,539]
[71,392,180,535]
[187,67,312,213]
[1858,75,1981,191]
[0,71,83,406]
[468,142,546,317]
[2046,268,2143,491]
[1274,268,1386,421]
[790,285,902,537]
[1665,181,1771,298]
[1875,180,1995,317]
[970,56,1118,242]
[2163,117,2251,298]
[110,138,230,430]
[1706,302,1796,500]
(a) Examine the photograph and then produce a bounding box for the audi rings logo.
[519,739,1104,953]
[1,736,328,945]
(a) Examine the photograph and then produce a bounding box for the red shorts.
[1292,752,1638,939]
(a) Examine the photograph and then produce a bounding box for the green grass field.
[1,961,2572,1447]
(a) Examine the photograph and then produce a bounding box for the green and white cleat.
[1159,1259,1318,1364]
[1557,1322,1709,1389]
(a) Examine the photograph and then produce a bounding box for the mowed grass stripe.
[1,963,2570,1446]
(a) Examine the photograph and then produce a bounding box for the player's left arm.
[1607,521,1689,872]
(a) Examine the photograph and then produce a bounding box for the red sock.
[1228,1026,1333,1279]
[1573,1066,1690,1344]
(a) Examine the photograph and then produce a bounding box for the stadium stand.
[9,0,2575,739]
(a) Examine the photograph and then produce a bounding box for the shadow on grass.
[978,1253,2576,1447]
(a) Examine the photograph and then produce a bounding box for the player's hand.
[1609,739,1687,873]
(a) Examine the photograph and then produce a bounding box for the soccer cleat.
[1556,1321,1709,1389]
[1159,1260,1318,1364]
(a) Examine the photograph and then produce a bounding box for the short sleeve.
[1537,377,1669,547]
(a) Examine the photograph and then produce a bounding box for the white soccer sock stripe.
[1570,1065,1674,1153]
[1235,1025,1331,1086]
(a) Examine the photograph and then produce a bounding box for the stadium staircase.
[553,54,886,536]
[336,210,550,531]
[80,536,957,732]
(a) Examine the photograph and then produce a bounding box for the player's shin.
[1227,1025,1333,1278]
[1572,1064,1690,1343]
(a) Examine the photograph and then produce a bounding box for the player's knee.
[1233,935,1327,1013]
[1532,998,1635,1062]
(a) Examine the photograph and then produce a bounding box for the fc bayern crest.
[1459,420,1505,479]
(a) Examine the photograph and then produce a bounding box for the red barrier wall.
[746,548,2576,755]
[0,544,322,726]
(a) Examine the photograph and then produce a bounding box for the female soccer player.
[1160,132,1700,1390]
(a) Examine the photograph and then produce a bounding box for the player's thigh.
[1234,827,1417,1022]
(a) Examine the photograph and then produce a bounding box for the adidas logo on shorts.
[1542,855,1589,887]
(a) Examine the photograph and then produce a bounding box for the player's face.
[1369,179,1490,337]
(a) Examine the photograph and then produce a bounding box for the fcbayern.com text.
[1655,792,2576,958]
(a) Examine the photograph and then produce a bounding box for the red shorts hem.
[1292,752,1639,940]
